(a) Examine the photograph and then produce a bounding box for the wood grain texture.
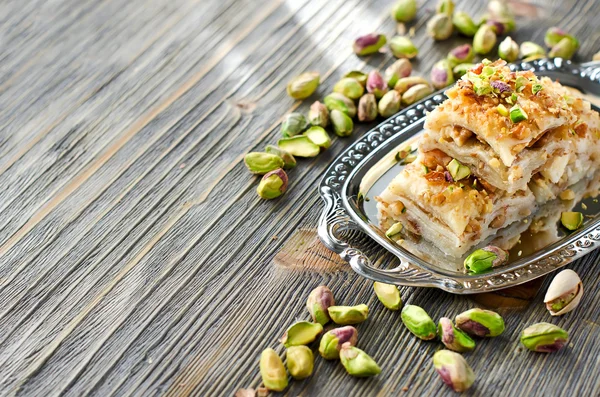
[0,0,599,395]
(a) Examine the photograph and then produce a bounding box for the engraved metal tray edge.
[318,58,600,294]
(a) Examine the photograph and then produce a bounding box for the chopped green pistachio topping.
[561,211,583,231]
[447,159,471,181]
[515,76,527,92]
[509,104,528,123]
[497,104,509,117]
[421,164,429,174]
[532,83,543,94]
[385,222,403,238]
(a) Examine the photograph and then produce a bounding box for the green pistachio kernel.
[278,136,320,157]
[286,346,314,380]
[280,321,323,347]
[391,0,418,23]
[447,158,470,181]
[244,152,285,175]
[353,33,387,56]
[304,126,331,149]
[286,72,320,100]
[257,168,288,200]
[561,211,583,230]
[333,77,365,100]
[378,90,402,117]
[455,308,505,337]
[433,350,475,392]
[307,101,329,128]
[280,112,308,137]
[340,344,381,377]
[401,304,436,340]
[520,322,568,353]
[324,92,357,118]
[330,109,354,137]
[385,222,403,238]
[265,145,296,169]
[260,348,288,392]
[373,282,402,310]
[389,36,419,59]
[438,317,476,352]
[453,11,478,36]
[328,304,369,325]
[509,104,528,123]
[318,326,358,360]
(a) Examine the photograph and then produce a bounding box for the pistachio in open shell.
[543,269,583,316]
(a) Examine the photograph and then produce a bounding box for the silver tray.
[318,58,600,294]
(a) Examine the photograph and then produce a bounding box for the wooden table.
[1,0,599,395]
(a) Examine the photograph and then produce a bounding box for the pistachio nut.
[358,94,378,122]
[452,11,478,37]
[306,285,335,325]
[498,36,519,62]
[318,326,358,360]
[244,152,285,175]
[286,72,320,100]
[436,0,454,15]
[453,63,476,78]
[280,112,308,137]
[391,0,417,23]
[286,346,314,380]
[488,0,514,20]
[378,90,402,117]
[265,145,296,169]
[385,222,403,238]
[455,308,505,337]
[328,304,369,325]
[561,211,583,231]
[401,83,433,106]
[389,36,419,59]
[324,92,357,118]
[304,126,331,149]
[257,168,288,200]
[543,269,583,316]
[334,77,365,100]
[432,350,475,392]
[366,70,388,98]
[373,282,402,310]
[401,304,436,340]
[307,101,329,128]
[549,37,578,60]
[278,136,320,157]
[473,24,496,54]
[438,317,475,352]
[464,245,509,274]
[447,44,474,67]
[519,41,545,59]
[330,109,354,137]
[430,59,455,89]
[520,322,568,353]
[394,76,430,95]
[343,70,368,86]
[427,14,453,41]
[544,27,578,48]
[385,58,413,88]
[447,158,470,180]
[485,19,512,35]
[339,343,381,377]
[260,348,288,391]
[280,321,323,347]
[353,33,387,56]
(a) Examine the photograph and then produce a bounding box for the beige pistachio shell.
[543,269,583,316]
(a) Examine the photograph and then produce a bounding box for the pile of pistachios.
[245,267,584,395]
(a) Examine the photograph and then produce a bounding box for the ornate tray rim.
[318,58,600,294]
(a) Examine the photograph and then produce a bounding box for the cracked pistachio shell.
[436,0,454,15]
[427,14,453,41]
[394,76,430,95]
[306,285,335,325]
[260,348,288,392]
[286,346,314,380]
[520,322,568,353]
[473,24,497,54]
[328,304,369,325]
[389,36,419,59]
[401,83,433,106]
[353,33,387,56]
[265,145,296,169]
[378,90,402,118]
[438,317,476,352]
[498,36,519,62]
[318,326,358,360]
[433,350,475,392]
[330,109,354,137]
[257,168,288,200]
[343,70,367,86]
[366,70,388,98]
[280,321,323,347]
[549,37,578,60]
[340,343,381,377]
[447,44,474,67]
[280,112,307,137]
[334,77,365,100]
[286,72,320,100]
[385,58,412,88]
[519,41,545,59]
[307,101,329,128]
[373,282,402,310]
[543,269,583,316]
[453,63,476,78]
[358,94,378,122]
[244,152,285,175]
[455,308,505,337]
[324,92,356,118]
[391,0,417,23]
[430,59,455,89]
[401,304,436,340]
[453,11,478,37]
[464,245,508,274]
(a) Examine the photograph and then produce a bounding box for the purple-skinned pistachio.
[358,94,378,122]
[520,322,568,353]
[353,33,387,56]
[486,19,507,35]
[444,171,453,182]
[544,27,579,48]
[447,44,474,67]
[430,59,454,89]
[455,308,505,337]
[491,79,511,93]
[438,317,476,352]
[307,101,329,128]
[366,70,388,98]
[549,37,579,60]
[432,350,475,392]
[464,245,508,274]
[306,285,335,325]
[318,326,359,360]
[385,58,412,88]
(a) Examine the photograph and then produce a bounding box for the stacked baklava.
[377,60,600,258]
